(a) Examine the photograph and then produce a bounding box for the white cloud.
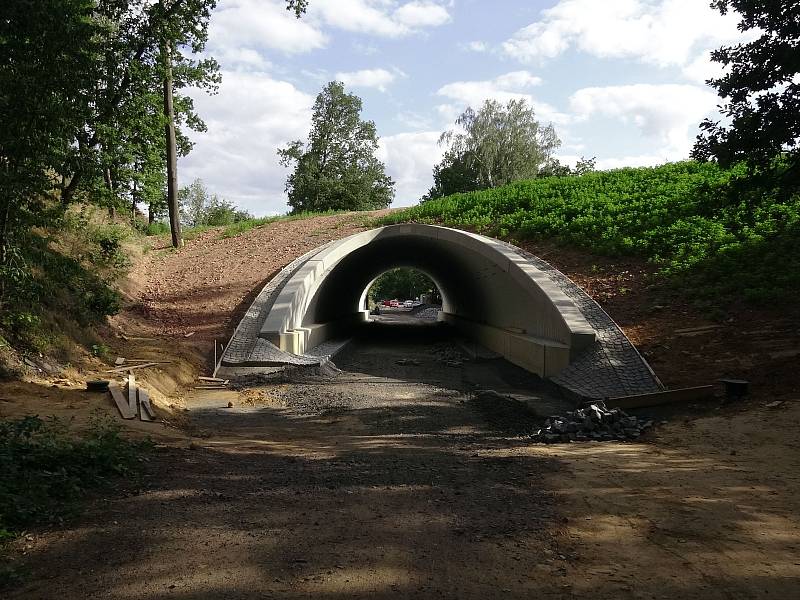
[569,83,719,156]
[502,0,748,75]
[209,0,327,58]
[394,1,451,27]
[335,68,403,92]
[378,132,444,205]
[436,71,569,125]
[462,40,488,53]
[310,0,451,38]
[179,71,314,216]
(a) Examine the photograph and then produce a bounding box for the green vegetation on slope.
[379,161,800,304]
[0,415,150,538]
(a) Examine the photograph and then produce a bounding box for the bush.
[0,415,151,535]
[145,221,169,236]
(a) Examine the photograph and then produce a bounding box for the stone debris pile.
[532,403,654,443]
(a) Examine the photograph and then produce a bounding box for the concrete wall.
[259,224,595,376]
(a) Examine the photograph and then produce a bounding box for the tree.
[692,1,800,191]
[179,178,250,226]
[179,178,210,227]
[0,0,99,275]
[278,81,394,213]
[422,150,482,201]
[430,99,560,198]
[368,268,437,303]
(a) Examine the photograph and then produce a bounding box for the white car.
[403,300,414,307]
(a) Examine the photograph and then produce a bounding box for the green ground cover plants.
[379,161,800,304]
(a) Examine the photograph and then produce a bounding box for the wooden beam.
[138,388,155,421]
[104,362,161,374]
[603,385,716,410]
[109,385,136,419]
[127,374,137,415]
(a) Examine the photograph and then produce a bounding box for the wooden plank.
[194,385,228,390]
[138,388,155,421]
[184,331,196,338]
[127,374,137,415]
[109,385,136,419]
[198,376,225,382]
[604,385,716,409]
[104,362,161,374]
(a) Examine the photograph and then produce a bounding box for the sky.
[178,0,751,216]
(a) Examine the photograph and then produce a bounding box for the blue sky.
[180,0,749,216]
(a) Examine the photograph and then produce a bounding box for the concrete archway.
[220,224,662,399]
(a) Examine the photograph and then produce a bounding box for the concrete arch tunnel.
[219,224,663,400]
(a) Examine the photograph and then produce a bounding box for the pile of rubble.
[532,402,654,443]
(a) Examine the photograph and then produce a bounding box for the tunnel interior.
[304,234,529,332]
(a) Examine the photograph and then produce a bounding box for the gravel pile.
[532,402,654,443]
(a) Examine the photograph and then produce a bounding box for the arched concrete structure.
[260,224,597,376]
[219,224,662,399]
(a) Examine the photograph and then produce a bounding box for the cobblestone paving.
[220,243,336,368]
[221,234,663,399]
[510,244,663,399]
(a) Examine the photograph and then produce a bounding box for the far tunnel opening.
[364,267,442,322]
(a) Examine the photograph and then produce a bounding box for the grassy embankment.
[378,161,800,305]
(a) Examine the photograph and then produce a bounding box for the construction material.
[138,389,155,421]
[104,362,161,374]
[719,379,749,401]
[533,402,654,443]
[198,376,225,382]
[127,374,136,407]
[603,385,715,410]
[86,380,110,392]
[109,384,136,419]
[114,357,126,366]
[184,331,196,338]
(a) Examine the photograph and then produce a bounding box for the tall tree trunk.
[131,179,138,222]
[103,167,115,218]
[162,39,181,248]
[148,203,156,224]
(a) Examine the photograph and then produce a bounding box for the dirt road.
[8,328,800,599]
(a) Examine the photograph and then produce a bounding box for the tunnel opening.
[363,267,442,323]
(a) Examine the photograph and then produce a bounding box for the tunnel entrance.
[218,224,663,400]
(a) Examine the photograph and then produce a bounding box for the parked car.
[403,300,414,307]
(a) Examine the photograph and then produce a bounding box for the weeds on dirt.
[0,206,128,358]
[0,414,151,537]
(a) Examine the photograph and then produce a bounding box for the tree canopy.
[692,0,800,191]
[278,81,395,213]
[368,268,438,303]
[424,99,560,201]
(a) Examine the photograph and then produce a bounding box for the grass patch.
[0,415,151,537]
[181,224,214,241]
[219,209,352,239]
[377,161,800,304]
